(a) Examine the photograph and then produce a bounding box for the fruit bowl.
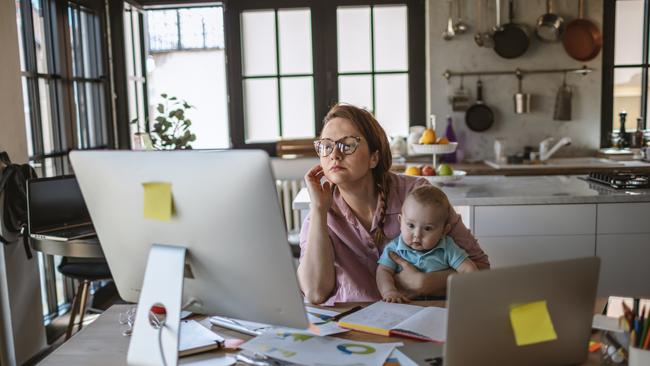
[421,170,466,184]
[411,142,458,155]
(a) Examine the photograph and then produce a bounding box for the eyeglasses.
[313,136,362,157]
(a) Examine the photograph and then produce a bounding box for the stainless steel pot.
[513,73,531,114]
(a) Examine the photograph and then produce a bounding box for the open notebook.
[337,302,447,342]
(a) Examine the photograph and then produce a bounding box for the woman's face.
[319,117,379,186]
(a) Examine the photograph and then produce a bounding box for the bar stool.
[57,257,112,340]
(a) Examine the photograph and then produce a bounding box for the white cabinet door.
[597,202,650,234]
[477,235,596,268]
[475,204,596,237]
[596,234,650,297]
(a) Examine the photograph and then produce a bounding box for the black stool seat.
[56,257,113,340]
[58,259,111,281]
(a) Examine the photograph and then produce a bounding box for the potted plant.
[131,93,197,150]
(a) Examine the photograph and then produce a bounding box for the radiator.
[275,179,305,241]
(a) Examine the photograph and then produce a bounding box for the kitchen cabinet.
[475,204,597,268]
[478,235,596,268]
[473,202,650,297]
[596,203,650,297]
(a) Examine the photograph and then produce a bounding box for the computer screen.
[28,176,91,232]
[69,150,308,329]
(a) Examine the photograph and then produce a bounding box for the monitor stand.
[127,244,187,366]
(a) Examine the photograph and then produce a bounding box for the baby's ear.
[398,214,402,223]
[444,223,452,234]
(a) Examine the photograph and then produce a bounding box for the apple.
[437,164,453,176]
[421,165,435,176]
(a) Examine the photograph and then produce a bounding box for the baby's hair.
[405,185,451,223]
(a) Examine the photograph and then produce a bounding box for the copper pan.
[562,0,602,61]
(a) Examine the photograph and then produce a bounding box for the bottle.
[632,117,645,148]
[619,111,629,148]
[441,115,458,163]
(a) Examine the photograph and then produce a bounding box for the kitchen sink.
[484,157,628,169]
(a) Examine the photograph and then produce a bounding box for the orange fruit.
[404,166,421,176]
[436,136,450,144]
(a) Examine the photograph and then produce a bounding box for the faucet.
[539,137,572,161]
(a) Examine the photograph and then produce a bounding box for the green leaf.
[169,96,177,101]
[157,104,164,114]
[161,93,168,98]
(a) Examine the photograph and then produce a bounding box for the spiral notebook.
[337,302,447,342]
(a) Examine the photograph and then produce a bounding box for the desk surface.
[30,237,104,258]
[38,302,605,366]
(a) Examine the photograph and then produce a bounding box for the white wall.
[427,0,603,161]
[147,49,230,149]
[0,0,28,163]
[0,3,47,365]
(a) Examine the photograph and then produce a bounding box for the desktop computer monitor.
[70,150,308,364]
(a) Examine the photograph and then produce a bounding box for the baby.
[376,185,477,303]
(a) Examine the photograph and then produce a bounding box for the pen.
[330,305,364,322]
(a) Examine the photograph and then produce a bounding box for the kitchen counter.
[392,160,650,176]
[441,175,650,205]
[292,175,650,209]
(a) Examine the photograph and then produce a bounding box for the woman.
[297,104,489,305]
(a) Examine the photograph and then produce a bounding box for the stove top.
[586,172,650,189]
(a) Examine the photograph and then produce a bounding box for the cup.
[494,139,506,164]
[629,346,650,366]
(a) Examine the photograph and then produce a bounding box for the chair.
[57,257,112,339]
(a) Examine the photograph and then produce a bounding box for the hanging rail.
[442,65,594,80]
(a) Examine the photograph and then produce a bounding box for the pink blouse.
[299,173,489,305]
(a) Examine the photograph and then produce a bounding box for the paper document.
[241,328,398,366]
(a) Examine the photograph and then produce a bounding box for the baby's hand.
[382,290,410,303]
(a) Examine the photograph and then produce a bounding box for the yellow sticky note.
[509,300,558,346]
[143,182,173,221]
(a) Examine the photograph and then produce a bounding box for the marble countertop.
[292,175,650,208]
[440,175,650,205]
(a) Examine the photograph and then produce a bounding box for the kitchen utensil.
[475,0,495,47]
[474,0,485,46]
[562,0,602,61]
[535,0,565,42]
[513,72,531,114]
[465,79,494,132]
[443,1,456,41]
[553,73,572,121]
[493,0,530,59]
[453,0,469,34]
[450,76,471,111]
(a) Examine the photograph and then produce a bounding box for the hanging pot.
[466,79,495,132]
[535,0,565,42]
[562,0,602,61]
[493,0,530,59]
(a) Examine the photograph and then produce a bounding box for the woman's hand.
[389,252,426,298]
[304,164,333,212]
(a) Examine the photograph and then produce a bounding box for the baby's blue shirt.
[377,235,468,273]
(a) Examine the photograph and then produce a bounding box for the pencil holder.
[628,346,650,366]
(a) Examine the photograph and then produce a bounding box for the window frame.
[15,0,112,333]
[601,0,650,147]
[224,0,425,155]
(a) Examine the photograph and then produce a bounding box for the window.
[226,0,425,154]
[15,0,111,328]
[145,5,230,149]
[124,3,148,136]
[602,0,649,145]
